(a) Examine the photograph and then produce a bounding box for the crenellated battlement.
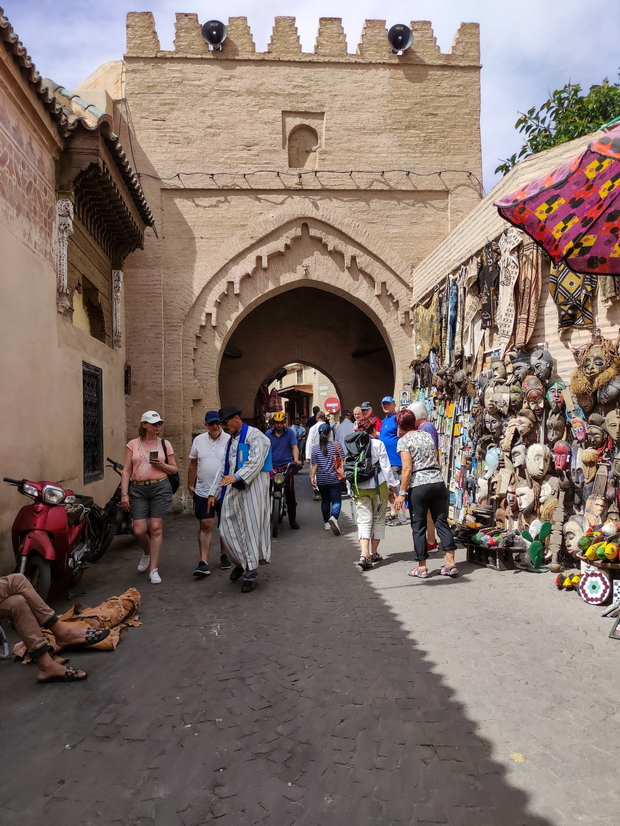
[126,13,480,65]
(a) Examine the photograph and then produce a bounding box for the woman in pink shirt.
[120,411,178,584]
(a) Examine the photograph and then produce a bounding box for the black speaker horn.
[387,24,413,54]
[201,20,227,50]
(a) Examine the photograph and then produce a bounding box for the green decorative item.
[522,530,533,543]
[578,534,594,552]
[539,521,552,541]
[529,541,544,568]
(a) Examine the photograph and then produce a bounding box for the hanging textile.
[440,285,449,363]
[454,266,467,361]
[478,246,499,329]
[599,276,620,308]
[446,275,459,365]
[430,290,441,352]
[462,256,482,360]
[514,241,543,347]
[548,262,597,330]
[412,300,434,361]
[497,227,522,356]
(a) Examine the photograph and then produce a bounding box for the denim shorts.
[130,479,172,520]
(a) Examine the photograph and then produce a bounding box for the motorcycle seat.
[74,494,94,508]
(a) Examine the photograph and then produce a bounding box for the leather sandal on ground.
[371,553,383,563]
[63,627,111,650]
[407,567,429,579]
[358,556,373,570]
[440,565,459,577]
[38,666,88,684]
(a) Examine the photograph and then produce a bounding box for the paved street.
[1,472,618,825]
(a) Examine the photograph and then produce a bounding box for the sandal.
[38,666,88,684]
[407,567,429,579]
[63,627,111,650]
[358,556,373,570]
[371,553,383,563]
[440,565,459,578]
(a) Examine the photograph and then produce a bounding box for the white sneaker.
[149,568,162,584]
[324,523,331,531]
[137,553,150,572]
[329,516,341,536]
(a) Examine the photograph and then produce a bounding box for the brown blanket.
[13,587,141,660]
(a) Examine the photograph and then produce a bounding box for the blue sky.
[3,0,619,189]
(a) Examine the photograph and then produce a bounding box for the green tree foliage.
[495,74,620,175]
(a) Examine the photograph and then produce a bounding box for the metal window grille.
[296,369,303,383]
[83,362,103,483]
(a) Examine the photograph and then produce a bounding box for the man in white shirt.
[188,410,231,577]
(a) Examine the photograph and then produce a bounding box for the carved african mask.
[491,360,507,380]
[586,424,606,449]
[516,409,537,437]
[484,411,502,438]
[553,440,571,471]
[531,348,553,382]
[509,349,531,383]
[581,448,599,483]
[605,410,620,443]
[510,442,527,468]
[515,485,535,515]
[526,389,545,420]
[484,446,500,480]
[484,385,499,415]
[509,384,523,411]
[563,517,585,554]
[583,344,608,382]
[493,385,510,416]
[599,373,620,405]
[571,416,587,444]
[545,380,566,414]
[546,413,566,445]
[526,443,551,480]
[540,475,560,504]
[506,486,518,513]
[585,495,608,527]
[613,453,620,479]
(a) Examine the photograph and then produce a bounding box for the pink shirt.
[127,438,174,482]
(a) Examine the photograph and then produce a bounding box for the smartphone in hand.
[149,450,158,463]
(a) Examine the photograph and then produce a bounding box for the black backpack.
[343,431,379,493]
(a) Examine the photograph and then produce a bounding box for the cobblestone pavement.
[0,472,618,825]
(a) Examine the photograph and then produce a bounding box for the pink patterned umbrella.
[495,124,620,274]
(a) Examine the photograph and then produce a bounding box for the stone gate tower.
[80,12,482,476]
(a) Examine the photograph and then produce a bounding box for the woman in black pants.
[394,409,457,579]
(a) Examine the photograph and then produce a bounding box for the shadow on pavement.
[0,499,552,826]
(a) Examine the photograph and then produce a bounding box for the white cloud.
[3,0,619,188]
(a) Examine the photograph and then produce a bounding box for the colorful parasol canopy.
[495,124,620,274]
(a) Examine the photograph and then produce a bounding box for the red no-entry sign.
[324,397,340,413]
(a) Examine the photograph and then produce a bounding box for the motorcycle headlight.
[22,483,39,499]
[273,473,285,486]
[42,485,66,505]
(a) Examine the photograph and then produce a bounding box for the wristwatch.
[398,489,407,496]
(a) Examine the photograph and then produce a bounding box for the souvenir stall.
[409,221,620,608]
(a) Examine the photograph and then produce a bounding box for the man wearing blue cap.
[188,411,231,577]
[379,396,407,526]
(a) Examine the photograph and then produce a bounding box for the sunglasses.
[206,420,221,426]
[148,421,164,427]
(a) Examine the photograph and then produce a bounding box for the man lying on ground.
[0,574,109,683]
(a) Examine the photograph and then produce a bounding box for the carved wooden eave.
[57,124,153,265]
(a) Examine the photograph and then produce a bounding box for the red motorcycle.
[3,476,117,599]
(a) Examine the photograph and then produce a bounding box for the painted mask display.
[521,375,544,397]
[509,384,524,411]
[553,440,571,471]
[605,410,620,443]
[571,416,587,444]
[563,517,585,554]
[525,389,545,420]
[546,413,566,445]
[515,485,535,515]
[510,442,527,469]
[526,443,551,480]
[531,348,553,382]
[545,380,566,413]
[509,349,531,383]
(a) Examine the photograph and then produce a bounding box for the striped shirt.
[311,442,340,485]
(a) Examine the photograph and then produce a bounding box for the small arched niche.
[288,125,319,169]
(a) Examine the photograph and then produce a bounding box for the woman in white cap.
[120,411,178,583]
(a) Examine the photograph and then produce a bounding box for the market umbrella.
[495,124,620,274]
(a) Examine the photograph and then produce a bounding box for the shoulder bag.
[162,439,180,494]
[333,443,345,481]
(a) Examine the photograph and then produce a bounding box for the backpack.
[343,431,379,493]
